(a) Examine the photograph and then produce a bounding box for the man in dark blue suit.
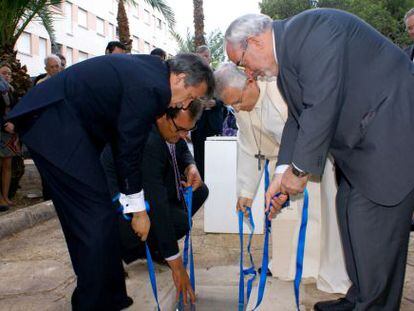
[225,10,414,311]
[6,53,214,311]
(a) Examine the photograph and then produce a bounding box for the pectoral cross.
[254,152,266,171]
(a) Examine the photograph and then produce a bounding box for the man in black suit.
[404,8,414,61]
[6,53,214,311]
[191,45,224,179]
[101,102,208,305]
[225,10,414,310]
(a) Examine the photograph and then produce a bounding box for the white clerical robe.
[235,80,350,294]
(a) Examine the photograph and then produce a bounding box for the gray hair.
[196,45,210,54]
[44,54,61,66]
[225,14,273,47]
[404,8,414,24]
[214,62,247,100]
[167,53,215,98]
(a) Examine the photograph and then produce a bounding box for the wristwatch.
[291,164,309,178]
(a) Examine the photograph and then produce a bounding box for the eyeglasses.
[236,41,249,70]
[170,117,197,133]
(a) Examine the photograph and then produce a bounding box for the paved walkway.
[0,208,413,310]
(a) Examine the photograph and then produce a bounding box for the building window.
[132,36,139,53]
[96,17,105,35]
[115,26,119,39]
[16,32,31,55]
[39,37,47,61]
[144,41,150,54]
[78,51,88,62]
[78,8,88,29]
[66,47,73,67]
[144,10,151,25]
[108,23,114,39]
[64,2,73,34]
[156,18,162,29]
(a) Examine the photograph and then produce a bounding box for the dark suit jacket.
[404,44,414,61]
[8,54,171,194]
[274,9,414,205]
[141,128,195,257]
[193,99,224,138]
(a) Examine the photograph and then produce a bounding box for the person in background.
[404,8,414,61]
[150,48,167,60]
[33,53,66,87]
[105,41,127,55]
[34,55,62,85]
[191,45,224,179]
[56,53,67,70]
[0,63,20,211]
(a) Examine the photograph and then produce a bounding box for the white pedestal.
[204,136,264,234]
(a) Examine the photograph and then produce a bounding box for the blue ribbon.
[112,194,160,310]
[177,186,196,310]
[293,188,309,310]
[241,160,290,311]
[238,207,257,311]
[250,160,272,311]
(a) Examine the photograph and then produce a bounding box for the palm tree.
[193,0,206,47]
[0,0,62,96]
[172,29,224,69]
[117,0,175,53]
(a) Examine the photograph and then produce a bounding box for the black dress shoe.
[0,205,9,212]
[258,267,273,277]
[116,296,134,310]
[314,298,355,311]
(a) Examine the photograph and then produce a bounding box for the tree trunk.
[117,0,132,53]
[0,45,32,98]
[193,0,206,48]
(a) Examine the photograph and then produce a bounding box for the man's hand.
[4,122,14,134]
[265,173,289,220]
[236,197,253,217]
[168,257,196,305]
[183,164,202,191]
[131,211,150,241]
[280,166,309,196]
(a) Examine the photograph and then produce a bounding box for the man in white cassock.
[214,62,350,294]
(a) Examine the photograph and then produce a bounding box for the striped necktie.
[166,142,181,200]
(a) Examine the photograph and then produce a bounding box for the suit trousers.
[336,173,414,310]
[30,149,128,311]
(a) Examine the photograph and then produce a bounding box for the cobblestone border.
[0,201,56,240]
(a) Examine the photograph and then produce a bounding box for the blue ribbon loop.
[238,206,257,311]
[294,188,309,310]
[238,160,310,311]
[112,194,160,310]
[177,186,195,310]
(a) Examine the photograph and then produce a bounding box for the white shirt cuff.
[119,190,146,213]
[275,164,289,175]
[165,253,181,261]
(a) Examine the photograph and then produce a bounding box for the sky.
[168,0,261,37]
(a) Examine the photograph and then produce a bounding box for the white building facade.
[16,0,177,76]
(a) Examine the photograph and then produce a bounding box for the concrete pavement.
[0,207,413,310]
